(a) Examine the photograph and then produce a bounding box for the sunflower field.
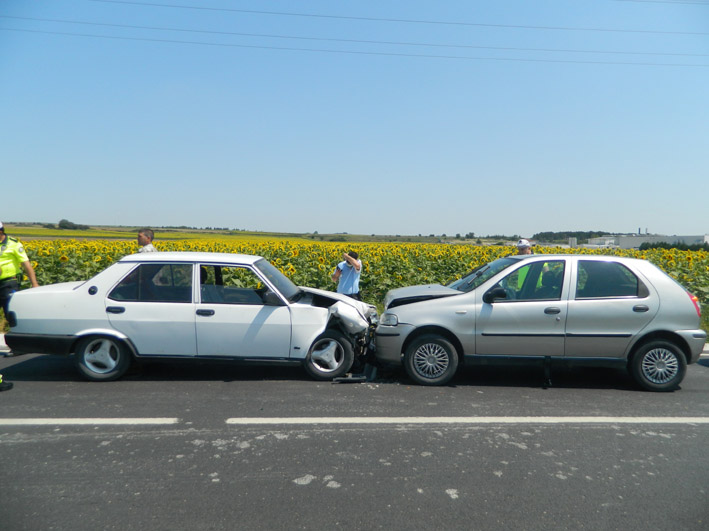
[17,239,709,319]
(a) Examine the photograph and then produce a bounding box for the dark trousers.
[0,279,18,317]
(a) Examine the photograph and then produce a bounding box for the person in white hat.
[516,239,532,255]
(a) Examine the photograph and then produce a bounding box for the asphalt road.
[1,353,709,531]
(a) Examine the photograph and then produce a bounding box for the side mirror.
[483,287,507,304]
[263,290,285,306]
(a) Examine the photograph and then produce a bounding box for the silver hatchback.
[375,254,705,391]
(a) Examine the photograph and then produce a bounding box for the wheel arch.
[627,331,690,366]
[401,326,464,363]
[70,329,139,359]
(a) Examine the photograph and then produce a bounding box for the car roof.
[514,254,645,264]
[118,252,263,265]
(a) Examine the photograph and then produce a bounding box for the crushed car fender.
[328,301,369,334]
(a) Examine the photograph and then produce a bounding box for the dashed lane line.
[3,417,709,427]
[225,416,709,425]
[0,418,180,426]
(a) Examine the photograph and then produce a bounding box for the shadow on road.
[3,353,705,391]
[0,354,310,383]
[451,363,637,391]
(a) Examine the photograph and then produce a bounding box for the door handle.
[544,307,561,315]
[633,305,650,313]
[106,306,125,314]
[197,309,215,317]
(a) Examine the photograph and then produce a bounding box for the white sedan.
[6,252,377,381]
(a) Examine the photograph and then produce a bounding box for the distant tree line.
[532,231,611,243]
[45,219,91,230]
[485,234,520,240]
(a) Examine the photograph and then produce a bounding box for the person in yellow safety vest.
[513,239,553,294]
[514,239,533,290]
[0,221,39,319]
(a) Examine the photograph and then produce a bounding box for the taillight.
[687,292,701,317]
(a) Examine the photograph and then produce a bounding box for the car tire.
[304,329,354,380]
[404,334,458,386]
[630,340,686,392]
[74,336,132,382]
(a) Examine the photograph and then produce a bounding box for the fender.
[288,302,370,360]
[73,328,139,358]
[5,328,137,358]
[327,301,369,335]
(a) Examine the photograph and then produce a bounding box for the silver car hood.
[384,284,460,309]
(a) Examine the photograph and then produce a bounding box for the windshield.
[447,257,519,293]
[255,258,301,302]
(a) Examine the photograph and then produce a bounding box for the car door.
[475,259,568,356]
[106,262,198,356]
[565,259,659,358]
[195,264,292,358]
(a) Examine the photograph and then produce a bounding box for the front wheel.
[404,334,458,386]
[304,330,354,381]
[74,336,131,381]
[630,340,686,392]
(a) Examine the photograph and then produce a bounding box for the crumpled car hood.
[299,286,375,335]
[300,286,375,315]
[384,284,460,309]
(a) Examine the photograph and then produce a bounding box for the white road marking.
[225,416,709,425]
[3,416,709,427]
[0,418,180,426]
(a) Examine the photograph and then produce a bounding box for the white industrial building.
[586,234,709,250]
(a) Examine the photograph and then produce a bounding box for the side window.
[533,261,565,300]
[109,263,193,303]
[576,261,647,299]
[199,265,266,305]
[495,261,565,301]
[499,264,531,299]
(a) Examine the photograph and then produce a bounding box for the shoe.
[2,351,14,357]
[0,381,13,391]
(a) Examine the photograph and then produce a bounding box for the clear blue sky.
[1,0,707,237]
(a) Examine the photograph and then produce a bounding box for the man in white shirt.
[137,228,157,253]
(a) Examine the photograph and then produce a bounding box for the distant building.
[587,234,708,250]
[585,236,617,249]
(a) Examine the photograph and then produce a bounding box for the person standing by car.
[510,239,535,291]
[516,239,533,255]
[0,221,39,318]
[137,228,157,252]
[1,221,39,363]
[332,251,362,300]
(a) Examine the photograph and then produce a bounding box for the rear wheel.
[630,340,686,392]
[304,330,354,380]
[404,334,458,386]
[74,336,131,381]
